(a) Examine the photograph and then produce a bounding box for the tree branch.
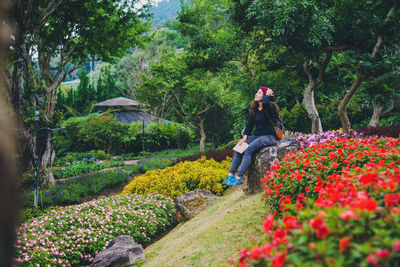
[317,50,333,83]
[172,91,188,116]
[197,105,211,116]
[303,59,313,82]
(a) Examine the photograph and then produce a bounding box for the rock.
[91,236,145,267]
[243,137,300,195]
[175,190,219,221]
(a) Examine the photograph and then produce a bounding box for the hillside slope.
[139,187,268,266]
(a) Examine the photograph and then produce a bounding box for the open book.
[233,142,249,154]
[278,141,292,147]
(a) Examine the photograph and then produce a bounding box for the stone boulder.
[91,236,145,267]
[243,137,300,195]
[175,190,219,221]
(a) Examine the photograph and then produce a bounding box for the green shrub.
[94,150,107,160]
[54,150,111,166]
[23,169,132,207]
[54,114,194,155]
[122,156,232,199]
[52,160,125,179]
[281,104,311,133]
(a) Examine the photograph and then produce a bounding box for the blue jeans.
[229,134,276,177]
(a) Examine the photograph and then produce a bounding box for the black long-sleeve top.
[243,95,276,136]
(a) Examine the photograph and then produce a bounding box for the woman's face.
[254,89,264,101]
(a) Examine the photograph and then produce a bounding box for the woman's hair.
[250,99,281,119]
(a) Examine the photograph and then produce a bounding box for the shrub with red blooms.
[358,124,400,138]
[230,137,400,266]
[170,149,233,166]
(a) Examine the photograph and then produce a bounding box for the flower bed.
[122,156,232,199]
[23,169,132,207]
[14,194,176,266]
[52,160,125,179]
[296,129,360,147]
[231,136,400,266]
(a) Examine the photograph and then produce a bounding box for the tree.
[137,53,229,151]
[363,70,400,127]
[232,0,400,133]
[336,1,400,132]
[9,0,150,184]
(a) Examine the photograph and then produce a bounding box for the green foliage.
[52,160,125,179]
[281,104,311,133]
[23,169,133,208]
[18,207,53,224]
[54,113,194,155]
[54,150,110,166]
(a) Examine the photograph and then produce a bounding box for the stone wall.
[242,137,300,195]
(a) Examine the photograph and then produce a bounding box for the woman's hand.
[266,88,274,96]
[239,136,248,146]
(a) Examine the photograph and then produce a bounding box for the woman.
[224,87,278,186]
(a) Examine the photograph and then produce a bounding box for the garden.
[5,0,400,266]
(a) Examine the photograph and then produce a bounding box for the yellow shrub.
[122,156,232,199]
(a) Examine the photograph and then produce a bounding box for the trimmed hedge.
[358,124,400,138]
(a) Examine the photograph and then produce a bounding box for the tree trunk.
[41,132,56,186]
[303,81,323,133]
[338,71,365,132]
[368,100,395,127]
[302,53,332,134]
[199,118,206,152]
[368,101,384,127]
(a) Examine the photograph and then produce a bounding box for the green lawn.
[139,186,268,267]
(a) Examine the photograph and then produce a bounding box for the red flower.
[309,218,324,230]
[391,207,400,216]
[375,249,391,259]
[250,246,262,260]
[316,224,329,239]
[262,243,272,256]
[385,193,400,208]
[283,216,299,231]
[393,240,400,252]
[273,228,287,244]
[332,162,339,168]
[339,237,349,253]
[365,199,378,211]
[272,251,286,267]
[305,186,310,192]
[263,214,274,233]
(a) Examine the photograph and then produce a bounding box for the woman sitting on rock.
[224,87,279,186]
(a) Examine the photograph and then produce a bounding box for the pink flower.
[375,249,391,259]
[339,210,355,220]
[366,254,378,265]
[393,240,400,252]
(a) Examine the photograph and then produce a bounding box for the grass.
[138,186,268,267]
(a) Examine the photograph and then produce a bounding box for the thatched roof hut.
[94,97,172,126]
[94,97,139,107]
